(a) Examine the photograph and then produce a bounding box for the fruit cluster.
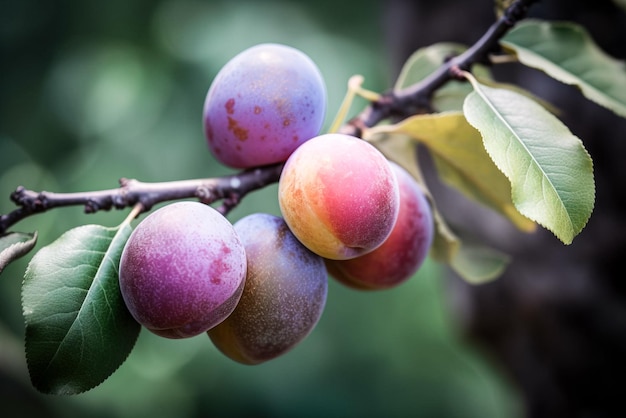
[118,43,434,365]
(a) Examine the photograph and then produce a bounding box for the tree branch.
[339,0,539,137]
[0,0,538,235]
[0,164,283,234]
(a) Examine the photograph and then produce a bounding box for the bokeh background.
[6,0,624,417]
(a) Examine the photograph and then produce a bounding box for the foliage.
[502,20,626,118]
[23,223,139,395]
[463,79,594,245]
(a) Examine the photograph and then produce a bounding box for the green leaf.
[463,82,595,244]
[1,231,38,274]
[395,43,466,89]
[449,242,510,284]
[22,224,139,395]
[501,19,626,118]
[367,112,536,233]
[476,78,562,116]
[395,43,491,112]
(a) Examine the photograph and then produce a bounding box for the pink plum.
[278,133,400,260]
[119,202,247,339]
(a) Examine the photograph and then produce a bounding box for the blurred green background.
[1,0,521,417]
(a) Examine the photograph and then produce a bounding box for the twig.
[339,0,539,137]
[0,164,283,234]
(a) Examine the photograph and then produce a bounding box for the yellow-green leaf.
[501,19,626,118]
[463,82,595,245]
[429,208,461,264]
[449,242,510,284]
[365,130,424,185]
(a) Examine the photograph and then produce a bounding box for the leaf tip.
[0,231,38,274]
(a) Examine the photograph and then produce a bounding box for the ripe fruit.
[209,213,327,365]
[326,163,434,289]
[119,202,247,339]
[203,43,326,168]
[278,133,400,260]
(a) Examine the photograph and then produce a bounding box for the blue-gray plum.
[119,202,247,338]
[203,43,326,168]
[209,213,327,364]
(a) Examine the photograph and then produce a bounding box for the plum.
[203,43,326,168]
[209,213,327,364]
[119,202,246,338]
[278,133,400,260]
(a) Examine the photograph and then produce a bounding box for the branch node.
[137,196,155,212]
[449,65,467,81]
[84,200,99,214]
[216,193,241,216]
[10,186,25,204]
[33,192,47,210]
[196,186,216,204]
